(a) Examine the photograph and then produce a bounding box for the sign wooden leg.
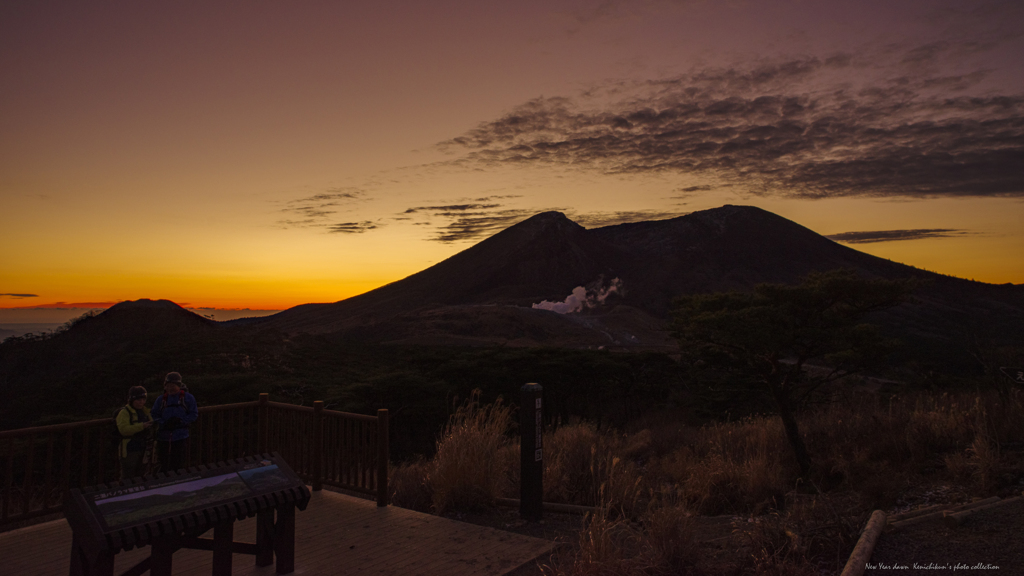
[69,536,86,576]
[256,509,274,567]
[93,551,115,576]
[69,536,114,576]
[150,535,175,576]
[212,520,234,576]
[275,504,296,574]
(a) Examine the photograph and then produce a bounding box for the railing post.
[21,434,36,516]
[4,438,15,521]
[258,393,269,454]
[61,430,72,506]
[42,434,54,512]
[376,408,389,507]
[312,401,323,492]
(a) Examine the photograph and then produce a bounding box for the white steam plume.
[532,278,623,314]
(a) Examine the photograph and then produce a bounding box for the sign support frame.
[519,383,543,522]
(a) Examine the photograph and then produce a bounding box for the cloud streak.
[826,229,973,244]
[326,221,379,234]
[279,187,380,232]
[404,203,503,215]
[398,197,693,242]
[441,44,1024,200]
[0,294,38,298]
[397,196,539,242]
[3,301,117,309]
[431,210,538,242]
[569,209,687,228]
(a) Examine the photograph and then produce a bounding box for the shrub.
[544,506,698,576]
[428,390,516,513]
[389,458,433,513]
[543,422,647,518]
[544,423,604,506]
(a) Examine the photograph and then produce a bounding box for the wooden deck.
[0,490,557,575]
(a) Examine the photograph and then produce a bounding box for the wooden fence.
[0,393,389,532]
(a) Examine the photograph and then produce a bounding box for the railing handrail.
[0,418,109,440]
[266,401,314,414]
[323,408,378,423]
[198,401,260,413]
[267,401,378,422]
[1,400,381,437]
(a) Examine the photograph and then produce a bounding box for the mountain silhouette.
[256,206,1024,352]
[6,207,1021,351]
[73,299,217,336]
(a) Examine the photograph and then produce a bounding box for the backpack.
[161,389,186,405]
[110,407,127,448]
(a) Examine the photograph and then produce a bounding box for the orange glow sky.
[2,1,1023,316]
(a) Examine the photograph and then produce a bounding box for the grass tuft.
[428,389,516,514]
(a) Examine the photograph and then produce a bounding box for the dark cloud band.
[433,211,536,242]
[442,47,1024,200]
[0,293,38,298]
[397,199,691,242]
[398,196,538,242]
[326,221,379,234]
[826,229,971,244]
[278,187,378,232]
[283,188,365,220]
[404,203,502,214]
[570,210,688,228]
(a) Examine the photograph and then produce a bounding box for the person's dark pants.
[157,438,188,472]
[120,450,145,480]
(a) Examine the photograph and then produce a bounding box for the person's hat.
[128,386,148,401]
[164,372,182,384]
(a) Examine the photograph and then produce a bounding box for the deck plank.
[0,490,555,576]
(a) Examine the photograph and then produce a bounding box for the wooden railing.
[0,393,389,532]
[263,399,388,502]
[189,401,261,468]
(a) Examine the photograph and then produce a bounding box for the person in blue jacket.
[151,371,198,471]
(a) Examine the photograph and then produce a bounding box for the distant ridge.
[27,298,216,362]
[75,299,217,337]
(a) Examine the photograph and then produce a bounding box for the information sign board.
[999,367,1024,384]
[65,452,309,576]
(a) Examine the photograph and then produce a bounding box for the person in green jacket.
[117,386,154,480]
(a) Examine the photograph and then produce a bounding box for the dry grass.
[388,457,434,513]
[392,389,517,514]
[392,388,1024,575]
[543,505,699,576]
[543,423,647,518]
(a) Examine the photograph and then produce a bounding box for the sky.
[2,0,1023,321]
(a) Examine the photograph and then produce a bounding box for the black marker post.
[520,383,543,521]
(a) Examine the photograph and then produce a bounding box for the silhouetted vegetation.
[672,270,917,477]
[0,324,683,459]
